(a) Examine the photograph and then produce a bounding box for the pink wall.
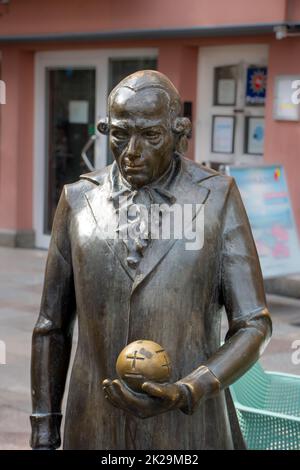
[264,37,300,233]
[0,47,34,230]
[0,0,289,36]
[286,0,300,21]
[17,51,34,230]
[0,47,20,230]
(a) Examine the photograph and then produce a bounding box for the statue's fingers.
[111,379,133,399]
[102,379,113,397]
[102,379,111,387]
[111,380,146,408]
[103,380,126,409]
[111,380,133,404]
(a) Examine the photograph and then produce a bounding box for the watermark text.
[0,340,6,365]
[101,199,205,251]
[0,80,6,105]
[291,339,300,365]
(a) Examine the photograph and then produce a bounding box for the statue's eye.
[143,131,161,141]
[111,130,129,140]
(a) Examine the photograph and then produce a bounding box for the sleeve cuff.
[177,365,221,415]
[30,413,62,450]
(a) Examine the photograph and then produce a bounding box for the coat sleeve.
[178,178,272,415]
[205,178,272,387]
[30,186,76,449]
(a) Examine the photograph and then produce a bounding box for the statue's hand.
[30,413,62,450]
[102,379,188,419]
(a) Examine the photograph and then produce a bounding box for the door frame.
[195,44,269,166]
[34,48,158,248]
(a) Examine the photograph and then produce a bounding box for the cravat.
[109,162,177,269]
[111,185,175,269]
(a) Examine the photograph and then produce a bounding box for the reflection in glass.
[45,68,95,234]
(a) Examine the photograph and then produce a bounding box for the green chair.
[230,361,300,450]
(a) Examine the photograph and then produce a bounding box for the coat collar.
[81,155,217,294]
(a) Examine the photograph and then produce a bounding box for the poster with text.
[227,165,300,278]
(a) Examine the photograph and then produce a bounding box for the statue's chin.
[120,166,152,188]
[124,174,149,189]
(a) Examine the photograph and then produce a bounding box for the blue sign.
[226,165,300,278]
[246,67,267,105]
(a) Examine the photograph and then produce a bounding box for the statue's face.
[109,87,175,188]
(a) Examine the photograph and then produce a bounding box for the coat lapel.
[84,177,135,282]
[131,166,210,294]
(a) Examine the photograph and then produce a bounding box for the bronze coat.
[31,156,271,449]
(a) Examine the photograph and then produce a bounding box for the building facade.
[1,0,300,248]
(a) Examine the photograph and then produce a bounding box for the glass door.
[45,68,96,234]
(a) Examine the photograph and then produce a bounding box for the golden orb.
[116,340,172,393]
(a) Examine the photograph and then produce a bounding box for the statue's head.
[97,70,191,188]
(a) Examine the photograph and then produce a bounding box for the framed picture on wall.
[211,115,235,154]
[245,117,265,155]
[245,66,267,106]
[213,65,237,106]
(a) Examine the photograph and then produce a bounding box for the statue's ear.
[172,117,192,155]
[97,118,110,135]
[172,117,192,138]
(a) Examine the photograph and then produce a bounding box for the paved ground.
[0,246,300,449]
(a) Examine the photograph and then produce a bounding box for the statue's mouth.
[123,164,146,173]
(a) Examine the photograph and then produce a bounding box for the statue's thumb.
[142,382,163,398]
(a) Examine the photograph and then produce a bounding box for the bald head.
[108,70,182,121]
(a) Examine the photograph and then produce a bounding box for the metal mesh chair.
[230,361,300,449]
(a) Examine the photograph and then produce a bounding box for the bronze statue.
[30,70,272,450]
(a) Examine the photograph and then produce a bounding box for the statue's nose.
[127,135,141,161]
